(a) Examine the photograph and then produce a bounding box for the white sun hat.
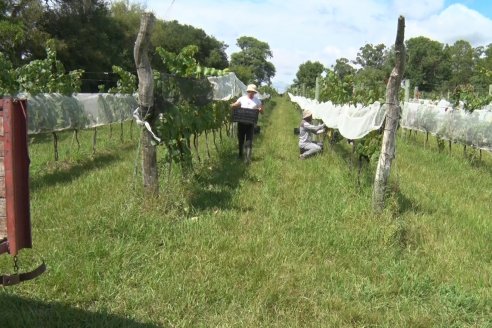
[246,84,258,93]
[302,110,313,119]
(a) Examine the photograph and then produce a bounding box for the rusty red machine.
[0,98,45,286]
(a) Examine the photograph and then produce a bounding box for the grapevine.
[318,70,384,162]
[152,45,232,170]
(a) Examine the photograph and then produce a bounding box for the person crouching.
[299,110,326,159]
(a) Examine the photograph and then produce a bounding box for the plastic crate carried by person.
[231,107,259,125]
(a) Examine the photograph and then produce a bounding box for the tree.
[483,43,492,73]
[41,0,129,91]
[151,19,229,72]
[110,0,147,72]
[351,44,392,102]
[470,43,492,93]
[353,43,387,69]
[230,36,275,85]
[332,58,355,80]
[110,2,230,84]
[293,60,324,89]
[0,0,49,66]
[446,40,474,89]
[405,36,449,92]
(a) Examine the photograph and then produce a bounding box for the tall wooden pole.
[315,76,320,101]
[372,16,406,213]
[404,79,410,103]
[134,13,158,195]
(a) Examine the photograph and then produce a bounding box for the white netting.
[23,73,269,135]
[289,93,492,150]
[207,73,246,100]
[288,93,386,139]
[401,100,492,151]
[26,93,138,134]
[208,72,269,100]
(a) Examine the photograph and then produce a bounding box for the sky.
[135,0,492,91]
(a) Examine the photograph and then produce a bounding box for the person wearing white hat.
[230,84,264,163]
[299,110,326,159]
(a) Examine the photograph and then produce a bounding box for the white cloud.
[406,4,492,45]
[392,0,444,20]
[140,0,492,91]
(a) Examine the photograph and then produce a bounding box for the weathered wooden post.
[401,79,410,139]
[372,16,406,213]
[134,13,158,195]
[404,79,410,103]
[315,76,320,101]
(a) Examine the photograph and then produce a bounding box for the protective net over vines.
[401,101,492,151]
[208,72,269,100]
[23,73,265,135]
[26,93,138,134]
[288,93,386,139]
[289,93,492,151]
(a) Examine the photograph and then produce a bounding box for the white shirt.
[236,95,262,109]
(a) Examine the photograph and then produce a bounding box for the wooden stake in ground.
[134,13,158,195]
[372,16,406,213]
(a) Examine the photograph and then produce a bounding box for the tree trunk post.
[53,132,59,161]
[404,79,410,102]
[315,76,320,101]
[372,16,405,213]
[134,13,158,195]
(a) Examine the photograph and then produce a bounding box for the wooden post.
[372,16,406,213]
[92,127,97,156]
[315,77,320,101]
[404,79,410,102]
[53,132,59,161]
[134,13,158,195]
[402,80,410,140]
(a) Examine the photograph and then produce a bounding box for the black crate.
[231,107,259,124]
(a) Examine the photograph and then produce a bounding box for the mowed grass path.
[1,96,492,327]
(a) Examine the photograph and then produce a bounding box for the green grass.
[1,96,492,327]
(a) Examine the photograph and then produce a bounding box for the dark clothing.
[237,122,254,159]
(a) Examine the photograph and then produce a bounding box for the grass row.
[1,96,491,327]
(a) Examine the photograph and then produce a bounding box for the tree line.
[292,37,492,107]
[0,0,276,93]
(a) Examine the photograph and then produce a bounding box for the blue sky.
[134,0,492,91]
[446,0,492,17]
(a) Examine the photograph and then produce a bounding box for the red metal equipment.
[0,98,45,286]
